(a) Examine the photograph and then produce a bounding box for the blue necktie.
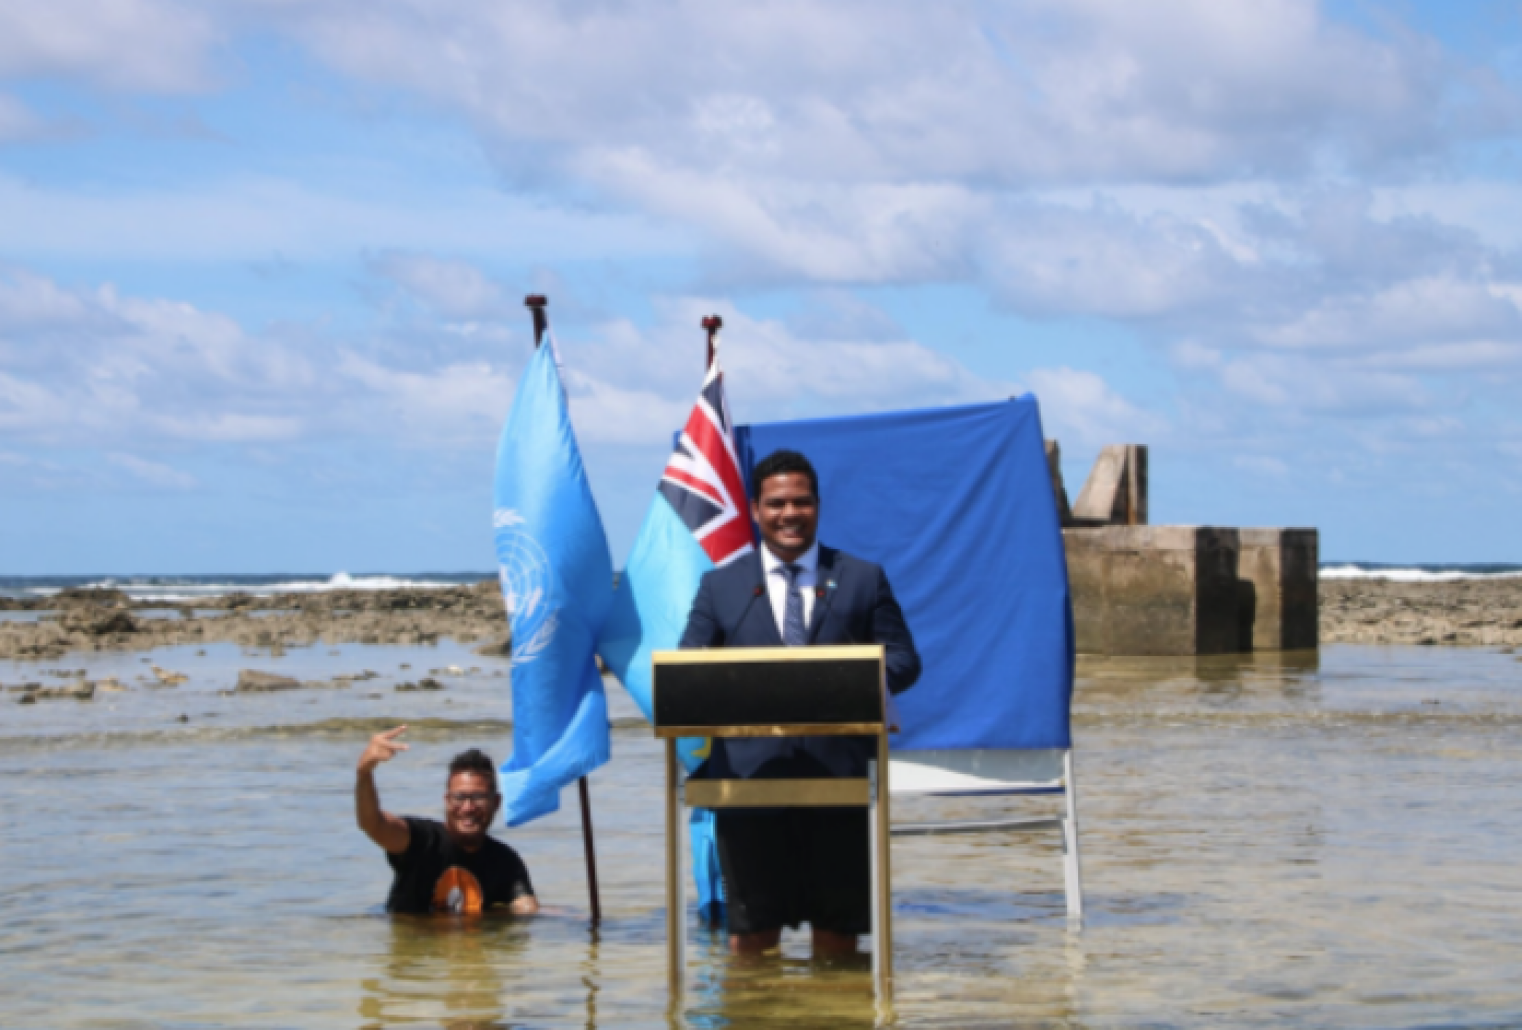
[781,563,807,646]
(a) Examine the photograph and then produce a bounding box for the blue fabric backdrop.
[737,397,1074,751]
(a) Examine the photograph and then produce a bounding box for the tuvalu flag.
[493,335,613,826]
[598,354,753,918]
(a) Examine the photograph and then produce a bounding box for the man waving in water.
[356,725,539,916]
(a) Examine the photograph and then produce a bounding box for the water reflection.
[688,944,880,1029]
[359,917,528,1029]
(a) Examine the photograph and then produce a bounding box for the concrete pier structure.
[1072,444,1148,526]
[1065,526,1243,656]
[1238,528,1319,651]
[1053,442,1318,656]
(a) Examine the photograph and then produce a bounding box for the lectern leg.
[867,757,893,1009]
[869,740,894,1010]
[665,740,684,1003]
[877,734,894,995]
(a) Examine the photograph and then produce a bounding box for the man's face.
[751,471,819,562]
[443,771,500,845]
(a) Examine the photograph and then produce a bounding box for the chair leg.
[1061,750,1084,922]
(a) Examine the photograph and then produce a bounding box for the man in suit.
[680,448,921,957]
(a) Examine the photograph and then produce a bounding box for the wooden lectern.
[651,644,894,1006]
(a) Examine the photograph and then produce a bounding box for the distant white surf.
[0,572,489,602]
[1320,564,1522,583]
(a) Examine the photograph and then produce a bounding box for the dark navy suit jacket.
[678,545,921,779]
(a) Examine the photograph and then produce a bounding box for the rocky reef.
[5,576,1520,662]
[0,582,510,660]
[1319,577,1522,647]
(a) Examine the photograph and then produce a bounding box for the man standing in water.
[680,449,921,956]
[356,725,539,915]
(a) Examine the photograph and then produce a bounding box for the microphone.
[724,582,767,641]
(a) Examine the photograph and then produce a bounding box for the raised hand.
[358,725,410,774]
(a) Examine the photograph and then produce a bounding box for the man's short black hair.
[751,449,819,500]
[447,748,498,792]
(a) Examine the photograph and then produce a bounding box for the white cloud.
[561,373,693,448]
[0,0,218,93]
[0,267,108,332]
[1025,366,1166,448]
[1247,276,1522,355]
[582,153,984,283]
[0,269,313,444]
[4,263,1023,476]
[564,298,1012,426]
[368,253,512,320]
[1216,353,1430,416]
[0,172,681,263]
[0,370,59,433]
[336,353,513,445]
[254,0,1502,184]
[978,199,1246,319]
[109,452,198,489]
[0,93,41,142]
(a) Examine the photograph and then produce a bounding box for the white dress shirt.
[760,541,818,639]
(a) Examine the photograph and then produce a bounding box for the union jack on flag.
[596,345,751,925]
[657,360,754,566]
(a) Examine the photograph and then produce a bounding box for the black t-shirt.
[385,816,535,914]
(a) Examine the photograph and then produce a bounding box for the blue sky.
[4,0,1522,573]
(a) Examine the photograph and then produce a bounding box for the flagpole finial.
[701,314,723,369]
[525,295,549,349]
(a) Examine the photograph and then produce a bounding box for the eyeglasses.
[446,791,495,807]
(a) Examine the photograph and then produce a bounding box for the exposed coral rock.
[1320,578,1522,646]
[235,670,302,692]
[0,581,509,660]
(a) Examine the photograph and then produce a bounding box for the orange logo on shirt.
[431,867,484,914]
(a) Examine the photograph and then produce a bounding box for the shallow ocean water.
[2,643,1519,1028]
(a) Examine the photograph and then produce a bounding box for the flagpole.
[702,314,722,370]
[578,775,603,925]
[523,293,603,926]
[525,294,549,348]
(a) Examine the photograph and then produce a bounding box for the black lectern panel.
[653,647,883,729]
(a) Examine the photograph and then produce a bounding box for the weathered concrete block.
[1238,528,1319,651]
[1072,447,1124,523]
[1064,525,1240,655]
[1072,444,1148,526]
[1063,531,1111,654]
[1044,439,1073,526]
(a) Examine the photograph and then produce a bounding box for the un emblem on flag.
[493,509,557,666]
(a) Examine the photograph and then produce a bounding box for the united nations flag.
[492,335,613,826]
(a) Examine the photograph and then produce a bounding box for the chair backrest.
[890,748,1067,797]
[738,399,1075,754]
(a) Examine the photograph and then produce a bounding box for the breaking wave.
[1321,563,1522,583]
[0,572,491,602]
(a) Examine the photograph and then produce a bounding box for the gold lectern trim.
[685,778,870,808]
[652,645,884,666]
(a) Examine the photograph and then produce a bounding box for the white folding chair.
[889,748,1084,920]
